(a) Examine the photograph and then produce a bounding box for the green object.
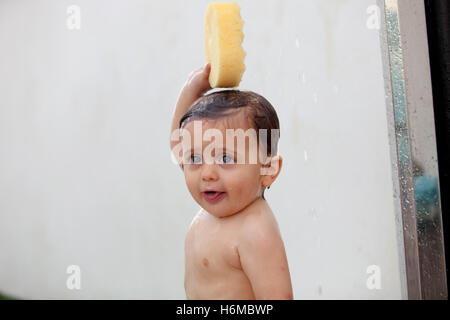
[0,292,17,300]
[414,174,439,232]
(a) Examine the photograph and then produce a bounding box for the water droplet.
[295,38,300,48]
[333,85,339,94]
[309,207,318,220]
[304,150,308,161]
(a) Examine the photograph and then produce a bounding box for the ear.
[260,155,283,188]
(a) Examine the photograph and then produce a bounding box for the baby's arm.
[238,215,293,300]
[170,63,212,168]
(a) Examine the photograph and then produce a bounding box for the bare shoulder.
[236,199,293,299]
[191,207,204,223]
[238,199,282,242]
[186,208,206,235]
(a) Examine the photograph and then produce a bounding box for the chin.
[201,204,235,218]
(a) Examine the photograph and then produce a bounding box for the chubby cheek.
[225,166,261,202]
[184,170,201,202]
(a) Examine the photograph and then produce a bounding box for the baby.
[170,63,293,300]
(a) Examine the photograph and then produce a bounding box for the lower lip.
[203,192,226,204]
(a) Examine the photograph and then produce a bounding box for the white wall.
[0,0,405,299]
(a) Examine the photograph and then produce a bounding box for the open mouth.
[203,191,226,203]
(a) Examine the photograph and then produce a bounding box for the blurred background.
[0,0,405,299]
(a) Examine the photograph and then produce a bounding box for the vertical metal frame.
[379,0,448,299]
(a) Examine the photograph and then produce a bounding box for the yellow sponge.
[204,2,246,88]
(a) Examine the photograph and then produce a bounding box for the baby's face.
[181,115,269,218]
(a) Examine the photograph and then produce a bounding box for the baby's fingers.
[187,64,212,89]
[189,63,210,81]
[203,62,211,75]
[187,68,202,81]
[200,63,212,91]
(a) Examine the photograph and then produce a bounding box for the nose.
[201,163,219,182]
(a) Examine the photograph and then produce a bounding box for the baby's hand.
[183,63,212,98]
[170,63,212,160]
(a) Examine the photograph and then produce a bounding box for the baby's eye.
[185,154,202,164]
[190,154,202,164]
[218,154,234,164]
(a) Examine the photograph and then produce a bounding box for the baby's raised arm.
[238,215,293,300]
[170,63,212,154]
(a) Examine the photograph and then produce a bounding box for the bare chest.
[185,214,242,274]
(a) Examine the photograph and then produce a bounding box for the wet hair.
[179,89,280,199]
